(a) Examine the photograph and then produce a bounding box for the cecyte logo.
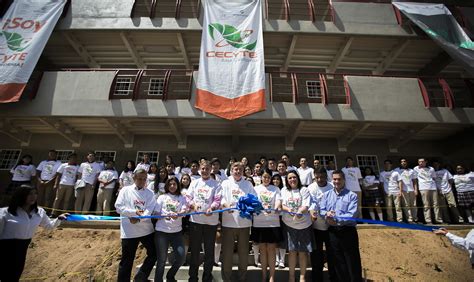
[208,23,257,51]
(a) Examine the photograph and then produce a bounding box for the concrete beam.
[387,124,428,153]
[373,39,409,75]
[120,32,145,69]
[104,119,134,148]
[418,51,453,76]
[39,118,82,147]
[167,119,187,149]
[285,121,305,151]
[231,121,239,153]
[176,33,191,69]
[281,35,298,72]
[62,32,100,68]
[337,123,371,152]
[327,36,354,73]
[0,119,31,146]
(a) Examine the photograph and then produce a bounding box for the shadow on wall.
[346,83,365,121]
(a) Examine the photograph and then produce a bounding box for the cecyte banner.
[0,0,66,103]
[195,0,266,120]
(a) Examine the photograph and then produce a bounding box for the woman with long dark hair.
[8,155,36,194]
[0,185,68,281]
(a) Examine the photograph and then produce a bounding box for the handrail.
[308,0,315,22]
[132,70,145,101]
[343,75,351,107]
[269,73,274,102]
[417,78,430,108]
[319,73,328,106]
[108,70,121,100]
[284,0,290,21]
[162,70,173,101]
[175,0,182,19]
[150,0,158,18]
[439,78,454,109]
[292,73,299,104]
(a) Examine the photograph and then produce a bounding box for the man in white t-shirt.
[76,152,103,214]
[277,160,288,187]
[187,160,222,282]
[433,161,462,224]
[211,158,227,184]
[96,160,119,216]
[134,153,151,173]
[267,158,277,175]
[221,162,256,282]
[395,158,418,222]
[414,158,442,224]
[281,153,297,172]
[381,160,408,222]
[115,169,156,282]
[341,157,363,218]
[297,157,314,187]
[326,160,336,182]
[52,153,78,216]
[36,150,62,209]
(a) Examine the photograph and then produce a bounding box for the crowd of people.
[2,150,474,281]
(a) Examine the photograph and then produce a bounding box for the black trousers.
[117,233,156,282]
[311,229,337,282]
[0,239,31,282]
[328,226,362,282]
[188,222,218,282]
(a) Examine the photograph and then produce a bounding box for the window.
[114,77,133,95]
[95,151,116,162]
[356,155,380,174]
[313,154,337,169]
[306,80,321,98]
[0,149,21,170]
[56,150,74,162]
[136,151,160,164]
[147,78,165,96]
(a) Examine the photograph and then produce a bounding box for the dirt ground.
[21,227,473,281]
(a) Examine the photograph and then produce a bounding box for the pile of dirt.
[21,227,473,281]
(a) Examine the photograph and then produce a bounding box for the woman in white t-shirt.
[9,155,36,194]
[271,174,287,269]
[0,185,68,281]
[176,156,192,176]
[180,173,192,262]
[153,177,188,282]
[96,160,119,216]
[280,171,314,282]
[153,166,168,197]
[119,160,135,191]
[453,164,474,223]
[146,163,159,191]
[362,167,383,221]
[251,169,282,282]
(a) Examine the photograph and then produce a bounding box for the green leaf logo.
[208,23,257,51]
[0,31,30,52]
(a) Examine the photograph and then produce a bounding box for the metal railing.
[130,0,201,19]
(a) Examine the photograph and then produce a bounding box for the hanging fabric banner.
[393,2,474,75]
[195,0,266,120]
[0,0,66,103]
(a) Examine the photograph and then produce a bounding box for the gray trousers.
[221,227,250,282]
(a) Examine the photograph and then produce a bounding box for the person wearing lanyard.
[320,169,362,282]
[0,185,68,282]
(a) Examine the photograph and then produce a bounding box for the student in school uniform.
[153,166,169,197]
[134,153,151,173]
[119,161,135,191]
[280,170,314,282]
[267,158,278,175]
[433,161,462,224]
[52,154,78,216]
[76,152,102,214]
[252,161,264,186]
[190,160,201,180]
[179,173,192,264]
[308,167,336,282]
[176,156,192,176]
[414,158,442,224]
[453,164,474,224]
[0,185,68,282]
[251,169,282,282]
[281,153,297,172]
[36,150,61,208]
[297,157,314,187]
[361,167,383,221]
[187,160,222,282]
[96,160,119,216]
[153,177,188,282]
[396,158,418,222]
[8,154,36,194]
[326,160,336,182]
[277,160,288,188]
[115,169,156,282]
[146,163,159,191]
[341,157,363,218]
[221,162,256,282]
[271,174,287,269]
[383,161,409,223]
[211,158,228,183]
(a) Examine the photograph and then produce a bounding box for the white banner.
[195,0,266,120]
[0,0,66,103]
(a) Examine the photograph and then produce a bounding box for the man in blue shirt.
[320,169,362,282]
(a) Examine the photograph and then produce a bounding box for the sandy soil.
[21,227,473,281]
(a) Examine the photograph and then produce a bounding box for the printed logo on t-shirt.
[287,197,301,211]
[134,199,146,211]
[231,188,243,202]
[259,190,273,209]
[44,163,54,174]
[165,198,179,213]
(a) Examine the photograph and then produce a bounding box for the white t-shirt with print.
[362,175,379,190]
[253,184,281,228]
[387,170,401,195]
[341,167,362,192]
[187,178,222,226]
[453,172,474,193]
[435,169,453,194]
[395,168,416,192]
[280,187,312,229]
[10,164,36,182]
[307,182,333,230]
[154,194,187,233]
[98,169,119,189]
[78,162,102,185]
[414,166,436,191]
[221,177,256,228]
[146,173,156,190]
[57,163,79,186]
[119,171,134,187]
[37,160,62,181]
[379,170,393,194]
[134,162,151,173]
[297,167,314,187]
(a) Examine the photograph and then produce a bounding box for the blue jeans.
[154,231,186,281]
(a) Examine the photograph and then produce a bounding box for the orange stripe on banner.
[195,89,266,120]
[0,83,26,103]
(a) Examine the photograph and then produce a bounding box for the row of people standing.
[115,158,362,282]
